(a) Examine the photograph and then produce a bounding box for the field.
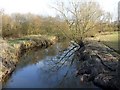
[96,31,119,53]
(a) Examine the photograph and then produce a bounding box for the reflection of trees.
[14,41,83,87]
[16,49,40,69]
[40,41,85,86]
[16,48,46,69]
[16,42,69,70]
[48,41,85,71]
[37,55,78,87]
[44,45,75,71]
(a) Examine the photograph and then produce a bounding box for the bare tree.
[52,0,112,44]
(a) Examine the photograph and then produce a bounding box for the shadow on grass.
[100,41,120,54]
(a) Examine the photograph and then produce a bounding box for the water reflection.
[4,42,100,88]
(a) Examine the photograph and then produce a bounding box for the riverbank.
[1,33,120,89]
[0,35,58,83]
[76,40,120,89]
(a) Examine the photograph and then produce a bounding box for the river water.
[3,42,100,88]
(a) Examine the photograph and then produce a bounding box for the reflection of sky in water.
[4,42,100,88]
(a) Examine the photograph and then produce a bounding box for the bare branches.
[52,0,111,42]
[56,46,77,64]
[50,40,85,72]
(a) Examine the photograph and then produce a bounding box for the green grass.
[7,35,54,47]
[7,38,30,46]
[97,31,119,53]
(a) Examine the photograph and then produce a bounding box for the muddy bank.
[75,41,120,89]
[0,35,57,83]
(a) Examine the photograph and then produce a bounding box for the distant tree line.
[1,1,118,41]
[2,13,68,40]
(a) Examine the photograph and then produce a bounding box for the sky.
[0,0,119,20]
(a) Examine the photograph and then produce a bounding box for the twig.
[96,54,116,71]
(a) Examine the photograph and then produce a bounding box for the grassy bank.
[86,31,119,53]
[95,31,119,53]
[0,35,57,83]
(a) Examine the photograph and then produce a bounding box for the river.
[3,42,100,88]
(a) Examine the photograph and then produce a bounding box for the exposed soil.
[75,41,120,89]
